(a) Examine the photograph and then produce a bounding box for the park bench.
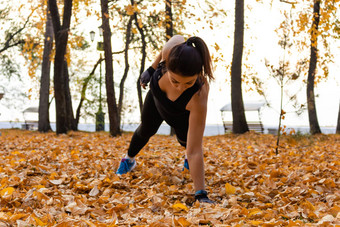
[220,101,265,133]
[22,106,38,130]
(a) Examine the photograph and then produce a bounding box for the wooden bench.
[222,121,264,133]
[22,121,38,130]
[220,101,266,134]
[22,106,39,131]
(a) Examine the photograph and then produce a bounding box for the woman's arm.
[151,52,162,69]
[141,35,185,89]
[161,35,185,61]
[186,83,209,192]
[140,52,162,89]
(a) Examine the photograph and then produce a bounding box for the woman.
[116,35,214,203]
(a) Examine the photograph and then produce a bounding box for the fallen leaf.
[172,203,188,211]
[89,185,99,197]
[225,183,236,195]
[0,187,15,198]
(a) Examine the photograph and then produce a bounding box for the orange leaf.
[0,187,15,198]
[225,183,236,195]
[172,203,188,211]
[177,217,191,227]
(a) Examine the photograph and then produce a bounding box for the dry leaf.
[0,187,15,198]
[0,129,338,225]
[172,203,188,212]
[225,183,236,195]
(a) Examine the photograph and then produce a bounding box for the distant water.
[0,122,337,135]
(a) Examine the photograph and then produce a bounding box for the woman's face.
[167,71,198,92]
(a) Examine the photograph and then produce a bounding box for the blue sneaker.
[116,158,136,175]
[182,159,189,171]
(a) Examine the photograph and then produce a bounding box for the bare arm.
[161,35,185,61]
[151,52,162,69]
[186,83,209,192]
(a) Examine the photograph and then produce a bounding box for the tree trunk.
[64,61,77,130]
[132,0,147,116]
[231,0,248,134]
[307,0,321,135]
[336,102,340,134]
[165,0,176,136]
[49,0,73,134]
[38,3,53,132]
[100,0,120,136]
[75,57,103,125]
[118,16,133,125]
[165,0,173,41]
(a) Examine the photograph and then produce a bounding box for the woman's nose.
[177,84,186,91]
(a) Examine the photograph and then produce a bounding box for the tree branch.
[280,0,297,4]
[0,11,32,53]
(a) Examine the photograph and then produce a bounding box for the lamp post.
[0,93,3,121]
[90,27,105,131]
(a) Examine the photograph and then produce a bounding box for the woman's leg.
[170,117,189,148]
[127,91,163,157]
[172,119,189,170]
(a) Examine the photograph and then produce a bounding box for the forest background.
[0,0,340,225]
[0,0,339,135]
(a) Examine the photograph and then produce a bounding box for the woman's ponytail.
[186,37,214,82]
[166,36,214,82]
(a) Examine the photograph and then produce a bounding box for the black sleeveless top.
[150,62,203,118]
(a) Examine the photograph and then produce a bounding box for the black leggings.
[127,91,188,157]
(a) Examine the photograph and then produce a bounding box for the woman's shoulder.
[187,82,209,111]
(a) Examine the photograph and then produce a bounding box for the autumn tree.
[0,5,34,90]
[106,0,222,128]
[0,6,33,54]
[292,0,340,134]
[231,0,248,134]
[264,10,308,153]
[2,1,97,132]
[114,0,171,118]
[38,3,53,132]
[49,0,76,134]
[101,0,121,136]
[306,0,322,134]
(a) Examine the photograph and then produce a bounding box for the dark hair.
[166,36,214,82]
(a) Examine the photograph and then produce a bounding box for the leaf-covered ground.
[0,129,339,226]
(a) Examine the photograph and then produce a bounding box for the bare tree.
[118,15,133,124]
[132,0,147,116]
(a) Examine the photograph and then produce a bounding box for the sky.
[0,0,339,130]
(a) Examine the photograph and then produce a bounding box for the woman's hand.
[140,66,155,89]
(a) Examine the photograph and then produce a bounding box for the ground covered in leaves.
[0,129,339,226]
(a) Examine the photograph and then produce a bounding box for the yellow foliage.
[0,130,339,225]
